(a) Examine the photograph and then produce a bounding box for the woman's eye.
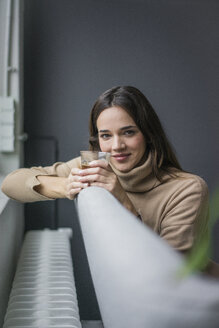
[124,130,135,136]
[100,134,111,139]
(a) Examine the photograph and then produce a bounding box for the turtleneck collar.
[110,152,162,193]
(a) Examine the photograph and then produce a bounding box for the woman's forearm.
[34,176,67,199]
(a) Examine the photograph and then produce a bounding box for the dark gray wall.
[23,0,219,320]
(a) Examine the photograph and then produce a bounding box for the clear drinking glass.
[80,151,111,169]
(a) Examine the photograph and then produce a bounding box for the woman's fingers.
[66,161,128,207]
[67,181,89,190]
[67,188,81,200]
[78,170,118,195]
[66,183,89,200]
[66,161,113,200]
[79,173,114,185]
[66,170,89,199]
[89,159,110,168]
[70,167,83,176]
[80,160,112,173]
[78,167,110,180]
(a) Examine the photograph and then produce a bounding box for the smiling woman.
[1,86,213,273]
[89,86,182,179]
[97,106,146,172]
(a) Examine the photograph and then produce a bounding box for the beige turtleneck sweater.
[1,155,209,252]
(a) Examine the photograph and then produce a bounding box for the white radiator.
[3,229,82,328]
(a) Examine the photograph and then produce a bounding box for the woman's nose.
[112,136,126,151]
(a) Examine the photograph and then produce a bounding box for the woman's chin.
[111,160,133,173]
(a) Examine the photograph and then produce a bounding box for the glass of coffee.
[80,151,111,169]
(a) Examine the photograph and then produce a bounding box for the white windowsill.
[0,175,9,214]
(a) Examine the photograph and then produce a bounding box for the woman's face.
[96,106,146,172]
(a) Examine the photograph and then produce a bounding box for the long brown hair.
[89,86,182,180]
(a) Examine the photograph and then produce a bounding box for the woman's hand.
[77,160,122,198]
[76,160,138,216]
[66,168,89,200]
[34,173,88,200]
[35,163,138,216]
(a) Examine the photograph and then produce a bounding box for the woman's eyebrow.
[99,125,137,133]
[99,129,110,133]
[120,125,136,130]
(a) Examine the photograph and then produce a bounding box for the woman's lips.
[112,153,130,161]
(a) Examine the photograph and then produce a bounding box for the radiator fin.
[3,229,82,328]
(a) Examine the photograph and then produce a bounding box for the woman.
[1,86,209,254]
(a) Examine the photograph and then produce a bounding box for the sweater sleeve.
[1,157,81,203]
[159,176,209,252]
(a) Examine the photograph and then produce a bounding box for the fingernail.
[89,161,98,166]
